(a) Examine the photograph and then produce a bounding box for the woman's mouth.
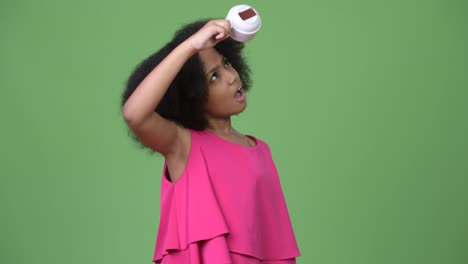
[235,86,246,101]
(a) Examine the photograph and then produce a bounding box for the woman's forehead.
[199,48,223,71]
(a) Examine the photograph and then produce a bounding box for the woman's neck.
[206,116,236,135]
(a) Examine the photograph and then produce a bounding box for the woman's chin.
[235,102,247,115]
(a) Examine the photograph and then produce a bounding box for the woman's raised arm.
[122,20,231,156]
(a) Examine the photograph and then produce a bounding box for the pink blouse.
[152,129,300,263]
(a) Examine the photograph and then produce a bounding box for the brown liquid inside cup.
[238,8,256,20]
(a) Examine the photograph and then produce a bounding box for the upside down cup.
[226,5,262,42]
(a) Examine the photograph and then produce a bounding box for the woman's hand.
[186,20,231,52]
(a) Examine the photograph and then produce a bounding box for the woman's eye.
[210,73,218,82]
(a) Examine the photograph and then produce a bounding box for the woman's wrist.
[179,37,200,56]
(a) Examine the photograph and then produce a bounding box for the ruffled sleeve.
[152,132,232,263]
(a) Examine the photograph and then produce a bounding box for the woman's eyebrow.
[206,57,225,77]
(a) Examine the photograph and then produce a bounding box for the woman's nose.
[226,68,237,85]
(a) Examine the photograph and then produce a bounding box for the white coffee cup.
[226,5,261,42]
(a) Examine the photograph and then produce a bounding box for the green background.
[2,0,467,263]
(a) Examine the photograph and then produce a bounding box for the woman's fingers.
[188,19,232,51]
[211,19,231,30]
[214,28,229,40]
[211,19,231,39]
[211,23,230,41]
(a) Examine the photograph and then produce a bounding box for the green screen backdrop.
[1,0,467,263]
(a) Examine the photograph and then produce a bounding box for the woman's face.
[199,48,247,118]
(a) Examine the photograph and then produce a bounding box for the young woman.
[121,18,301,264]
